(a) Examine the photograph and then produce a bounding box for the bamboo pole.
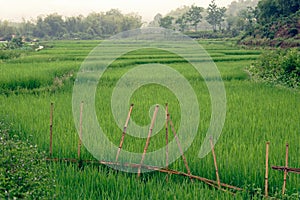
[165,103,169,182]
[45,157,242,192]
[282,143,289,195]
[116,104,134,162]
[168,114,192,181]
[49,102,54,157]
[77,101,84,160]
[137,105,159,177]
[265,142,270,198]
[210,137,221,188]
[272,166,300,174]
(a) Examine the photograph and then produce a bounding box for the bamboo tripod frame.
[47,102,242,193]
[265,142,299,197]
[48,102,300,196]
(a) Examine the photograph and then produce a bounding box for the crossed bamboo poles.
[48,102,242,193]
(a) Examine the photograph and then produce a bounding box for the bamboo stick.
[210,137,221,188]
[137,105,159,177]
[49,102,54,157]
[165,103,169,182]
[116,104,134,162]
[272,166,300,174]
[265,142,270,198]
[168,114,192,181]
[282,143,289,195]
[77,101,84,160]
[45,157,242,192]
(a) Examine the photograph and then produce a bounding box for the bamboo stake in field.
[265,141,270,197]
[77,101,84,160]
[46,157,242,192]
[272,166,300,174]
[168,114,192,181]
[116,104,134,162]
[210,137,221,188]
[282,143,289,195]
[137,105,159,178]
[165,103,169,182]
[49,102,54,157]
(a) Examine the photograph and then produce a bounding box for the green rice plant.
[0,39,299,199]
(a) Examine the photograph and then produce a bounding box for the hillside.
[239,1,300,47]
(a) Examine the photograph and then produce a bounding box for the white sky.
[0,0,235,22]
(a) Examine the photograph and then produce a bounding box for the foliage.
[159,16,174,29]
[248,48,300,88]
[227,0,259,16]
[0,21,16,41]
[239,0,300,46]
[175,14,189,32]
[0,50,21,60]
[0,10,142,40]
[256,0,300,25]
[185,5,204,31]
[206,0,227,32]
[0,121,55,199]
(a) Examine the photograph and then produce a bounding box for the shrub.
[248,48,300,88]
[0,50,21,60]
[0,121,55,199]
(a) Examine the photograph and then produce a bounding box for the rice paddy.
[0,39,299,199]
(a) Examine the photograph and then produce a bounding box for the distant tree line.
[239,0,300,47]
[0,9,142,40]
[155,0,227,33]
[150,0,259,37]
[151,0,299,41]
[0,0,298,42]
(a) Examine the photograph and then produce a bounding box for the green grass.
[0,39,299,199]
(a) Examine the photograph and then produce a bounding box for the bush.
[0,50,21,60]
[248,48,300,88]
[0,121,55,199]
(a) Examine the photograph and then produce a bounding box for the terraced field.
[0,39,299,199]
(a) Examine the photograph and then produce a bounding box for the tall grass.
[0,40,299,199]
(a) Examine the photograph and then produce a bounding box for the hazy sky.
[0,0,235,22]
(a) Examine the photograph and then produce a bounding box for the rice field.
[0,39,299,199]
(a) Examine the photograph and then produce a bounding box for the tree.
[227,0,259,16]
[19,19,35,39]
[148,13,162,27]
[0,20,15,40]
[206,0,218,31]
[175,14,188,32]
[185,5,203,31]
[122,13,142,31]
[65,15,84,34]
[43,13,66,38]
[1,10,143,40]
[216,7,227,31]
[159,16,174,29]
[33,17,50,38]
[256,0,279,24]
[206,0,227,32]
[238,7,256,32]
[256,0,300,24]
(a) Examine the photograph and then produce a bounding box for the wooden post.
[49,102,54,157]
[77,101,84,160]
[165,103,169,182]
[210,137,221,188]
[265,141,270,198]
[282,143,289,195]
[168,114,192,181]
[116,104,134,162]
[138,105,159,178]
